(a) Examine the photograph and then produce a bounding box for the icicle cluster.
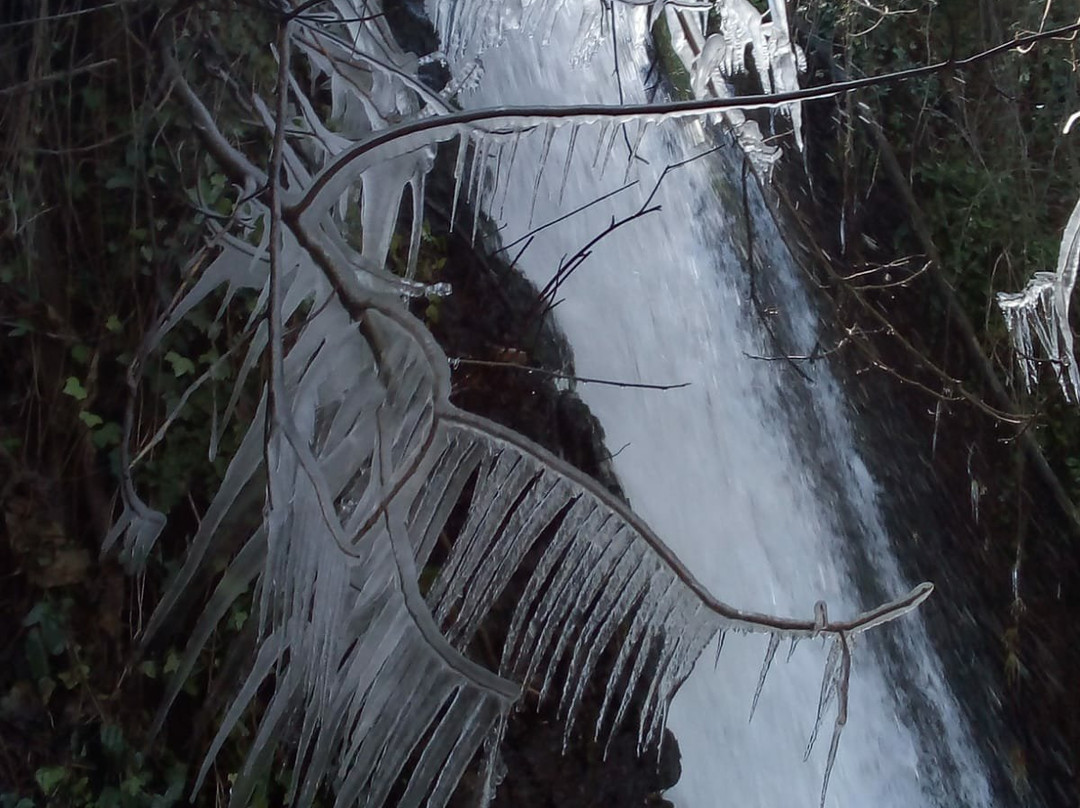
[996,195,1080,401]
[684,0,807,169]
[416,412,727,755]
[432,0,608,63]
[105,2,933,807]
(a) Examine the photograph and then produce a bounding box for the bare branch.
[450,357,691,391]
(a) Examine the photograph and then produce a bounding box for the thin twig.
[0,3,124,30]
[529,144,724,323]
[0,60,117,97]
[451,357,691,391]
[492,180,639,256]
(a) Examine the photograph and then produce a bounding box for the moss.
[650,14,694,102]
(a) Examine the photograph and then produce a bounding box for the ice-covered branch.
[997,194,1080,401]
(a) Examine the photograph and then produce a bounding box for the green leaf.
[94,786,122,808]
[62,377,88,401]
[92,422,122,449]
[8,318,32,337]
[104,171,135,190]
[105,315,123,333]
[57,661,88,689]
[70,344,91,365]
[24,630,50,681]
[34,766,67,796]
[164,351,195,378]
[23,603,66,654]
[228,606,248,632]
[81,87,104,111]
[79,411,104,429]
[153,764,187,807]
[163,649,181,675]
[2,797,36,808]
[36,677,55,705]
[120,773,148,797]
[100,724,126,757]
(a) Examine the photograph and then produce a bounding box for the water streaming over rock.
[428,2,998,805]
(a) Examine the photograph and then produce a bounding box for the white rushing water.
[427,2,995,806]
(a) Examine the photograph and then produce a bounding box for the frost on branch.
[996,194,1080,401]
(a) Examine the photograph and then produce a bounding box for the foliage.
[802,0,1080,408]
[786,2,1080,797]
[1,0,310,803]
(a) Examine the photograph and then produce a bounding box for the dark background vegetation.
[3,0,1080,805]
[780,1,1080,802]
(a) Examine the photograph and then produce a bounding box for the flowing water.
[426,3,998,805]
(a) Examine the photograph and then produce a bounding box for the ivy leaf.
[34,765,68,796]
[100,723,126,757]
[163,649,181,675]
[92,422,123,449]
[79,411,104,429]
[70,344,91,365]
[164,351,196,378]
[121,773,148,797]
[62,377,87,401]
[105,314,123,333]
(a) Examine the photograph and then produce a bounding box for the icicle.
[592,121,612,169]
[819,637,851,808]
[452,473,570,645]
[786,636,800,662]
[528,125,556,227]
[749,633,780,722]
[931,398,941,456]
[428,450,503,613]
[805,636,843,759]
[624,121,650,182]
[571,0,606,63]
[595,574,676,748]
[558,124,581,205]
[450,133,470,232]
[471,136,487,247]
[526,511,614,694]
[638,604,717,754]
[598,122,621,177]
[432,453,535,627]
[610,585,683,757]
[559,548,648,732]
[997,193,1080,401]
[478,715,508,808]
[405,171,426,280]
[968,444,982,524]
[410,438,484,567]
[538,520,627,707]
[502,497,594,673]
[498,132,521,220]
[713,628,727,669]
[488,140,505,219]
[467,132,486,204]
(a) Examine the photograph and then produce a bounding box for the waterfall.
[428,2,997,805]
